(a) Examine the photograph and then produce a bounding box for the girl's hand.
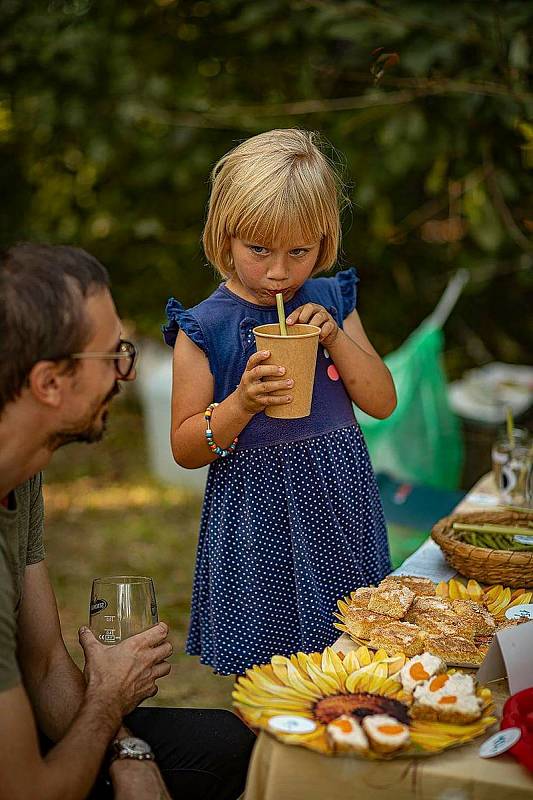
[236,350,293,414]
[286,304,339,347]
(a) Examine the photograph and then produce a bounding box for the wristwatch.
[110,736,155,763]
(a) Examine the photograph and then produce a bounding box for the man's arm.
[17,561,85,740]
[1,682,125,800]
[7,561,172,800]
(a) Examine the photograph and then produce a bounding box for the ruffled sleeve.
[335,267,359,319]
[162,297,207,354]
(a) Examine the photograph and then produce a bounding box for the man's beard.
[47,383,121,451]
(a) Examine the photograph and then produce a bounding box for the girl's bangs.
[232,195,326,248]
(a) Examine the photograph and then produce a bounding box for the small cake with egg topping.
[411,675,482,723]
[326,715,369,754]
[414,671,476,699]
[399,653,446,693]
[361,714,411,754]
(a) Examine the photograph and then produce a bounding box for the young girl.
[163,129,396,675]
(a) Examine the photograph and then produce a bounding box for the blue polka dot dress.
[164,269,391,675]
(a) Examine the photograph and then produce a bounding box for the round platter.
[232,646,496,760]
[333,577,532,669]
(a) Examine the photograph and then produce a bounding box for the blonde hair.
[203,129,347,277]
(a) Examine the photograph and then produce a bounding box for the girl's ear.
[27,361,72,409]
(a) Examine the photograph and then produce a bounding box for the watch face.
[119,737,152,757]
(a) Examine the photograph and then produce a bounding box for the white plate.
[268,715,317,735]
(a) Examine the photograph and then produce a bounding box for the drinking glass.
[491,428,532,506]
[89,576,158,645]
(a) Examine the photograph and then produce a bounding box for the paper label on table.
[392,539,456,583]
[268,715,317,734]
[477,621,533,695]
[479,727,521,758]
[505,604,533,621]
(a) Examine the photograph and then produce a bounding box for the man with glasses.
[0,244,254,799]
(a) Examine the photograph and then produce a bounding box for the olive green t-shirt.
[0,473,45,692]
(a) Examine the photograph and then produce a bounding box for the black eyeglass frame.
[70,339,137,378]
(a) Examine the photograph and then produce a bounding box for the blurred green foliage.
[1,0,532,371]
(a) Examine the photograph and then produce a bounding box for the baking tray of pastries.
[334,575,532,667]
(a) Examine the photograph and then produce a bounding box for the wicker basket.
[431,509,533,588]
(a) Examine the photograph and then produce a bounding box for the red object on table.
[501,688,533,773]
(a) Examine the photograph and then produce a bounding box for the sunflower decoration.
[435,578,532,618]
[232,646,496,759]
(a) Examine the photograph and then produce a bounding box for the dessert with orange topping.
[362,714,411,754]
[411,672,481,723]
[326,715,369,754]
[399,653,446,693]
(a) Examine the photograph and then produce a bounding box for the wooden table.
[243,475,533,799]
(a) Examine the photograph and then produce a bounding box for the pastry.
[327,715,369,754]
[368,585,415,619]
[451,600,496,636]
[407,610,475,640]
[406,596,452,618]
[379,575,436,597]
[362,713,411,754]
[424,634,483,664]
[368,621,426,657]
[349,586,376,609]
[344,608,391,640]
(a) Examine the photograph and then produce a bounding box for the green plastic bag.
[357,322,464,490]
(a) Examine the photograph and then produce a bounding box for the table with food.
[237,474,533,800]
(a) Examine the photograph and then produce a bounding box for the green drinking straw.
[506,406,514,449]
[276,292,288,336]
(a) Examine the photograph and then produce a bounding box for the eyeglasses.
[71,339,137,379]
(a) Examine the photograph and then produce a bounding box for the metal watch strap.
[109,737,155,764]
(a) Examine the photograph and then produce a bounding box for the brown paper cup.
[253,323,320,419]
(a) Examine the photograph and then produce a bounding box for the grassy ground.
[43,386,235,709]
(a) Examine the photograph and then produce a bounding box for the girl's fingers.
[246,350,271,370]
[263,394,292,405]
[248,364,286,382]
[257,379,294,394]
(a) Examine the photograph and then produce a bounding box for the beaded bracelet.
[204,402,238,458]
